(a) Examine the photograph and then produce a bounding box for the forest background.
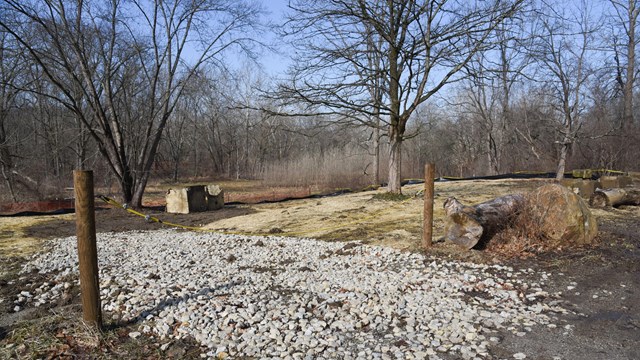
[0,0,637,205]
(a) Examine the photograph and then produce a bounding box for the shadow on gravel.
[108,279,245,331]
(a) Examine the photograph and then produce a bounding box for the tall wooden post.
[422,164,435,249]
[73,170,102,328]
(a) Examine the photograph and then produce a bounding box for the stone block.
[599,176,619,189]
[561,179,597,199]
[206,184,224,210]
[166,185,218,214]
[571,169,593,179]
[618,176,633,188]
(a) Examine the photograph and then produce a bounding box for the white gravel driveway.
[18,230,568,359]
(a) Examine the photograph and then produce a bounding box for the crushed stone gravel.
[16,230,570,359]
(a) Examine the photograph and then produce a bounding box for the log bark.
[443,194,525,250]
[589,188,640,208]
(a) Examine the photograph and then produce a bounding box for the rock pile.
[18,230,568,359]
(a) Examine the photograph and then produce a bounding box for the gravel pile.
[17,230,569,359]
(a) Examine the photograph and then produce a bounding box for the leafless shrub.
[261,147,374,190]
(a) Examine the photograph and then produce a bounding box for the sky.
[254,0,292,78]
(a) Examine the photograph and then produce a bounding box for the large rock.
[524,184,598,246]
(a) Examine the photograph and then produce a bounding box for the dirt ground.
[1,179,639,359]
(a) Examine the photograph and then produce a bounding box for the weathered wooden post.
[73,170,102,328]
[423,163,435,249]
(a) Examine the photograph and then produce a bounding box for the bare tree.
[277,0,525,193]
[456,19,531,175]
[528,0,600,180]
[0,0,263,207]
[610,0,639,130]
[0,31,23,202]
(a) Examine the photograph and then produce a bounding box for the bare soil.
[1,179,639,359]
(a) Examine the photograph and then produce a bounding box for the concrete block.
[599,176,619,189]
[206,184,224,210]
[561,179,597,199]
[166,185,209,214]
[618,176,633,188]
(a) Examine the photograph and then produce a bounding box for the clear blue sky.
[257,0,291,77]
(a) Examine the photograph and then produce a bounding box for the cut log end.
[589,191,609,208]
[444,212,484,250]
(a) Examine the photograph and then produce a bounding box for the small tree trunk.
[172,164,179,183]
[387,135,402,193]
[374,122,381,185]
[1,163,17,203]
[555,141,569,181]
[624,0,636,130]
[120,171,135,206]
[130,180,146,209]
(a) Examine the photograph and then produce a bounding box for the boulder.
[524,184,598,246]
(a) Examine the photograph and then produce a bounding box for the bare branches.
[275,0,525,192]
[0,0,264,206]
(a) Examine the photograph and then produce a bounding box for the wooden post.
[423,163,435,249]
[73,170,102,328]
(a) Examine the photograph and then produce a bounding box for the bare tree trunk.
[235,145,240,180]
[388,134,402,193]
[0,121,17,202]
[0,162,17,203]
[555,139,570,181]
[624,0,637,130]
[120,171,135,206]
[387,42,403,194]
[244,109,250,178]
[374,123,381,185]
[488,133,499,175]
[76,140,86,170]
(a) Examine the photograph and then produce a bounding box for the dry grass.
[261,148,374,190]
[486,207,552,257]
[0,306,182,360]
[202,179,552,253]
[0,214,74,259]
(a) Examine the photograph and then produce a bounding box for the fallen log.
[443,194,525,250]
[444,184,598,250]
[589,188,640,208]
